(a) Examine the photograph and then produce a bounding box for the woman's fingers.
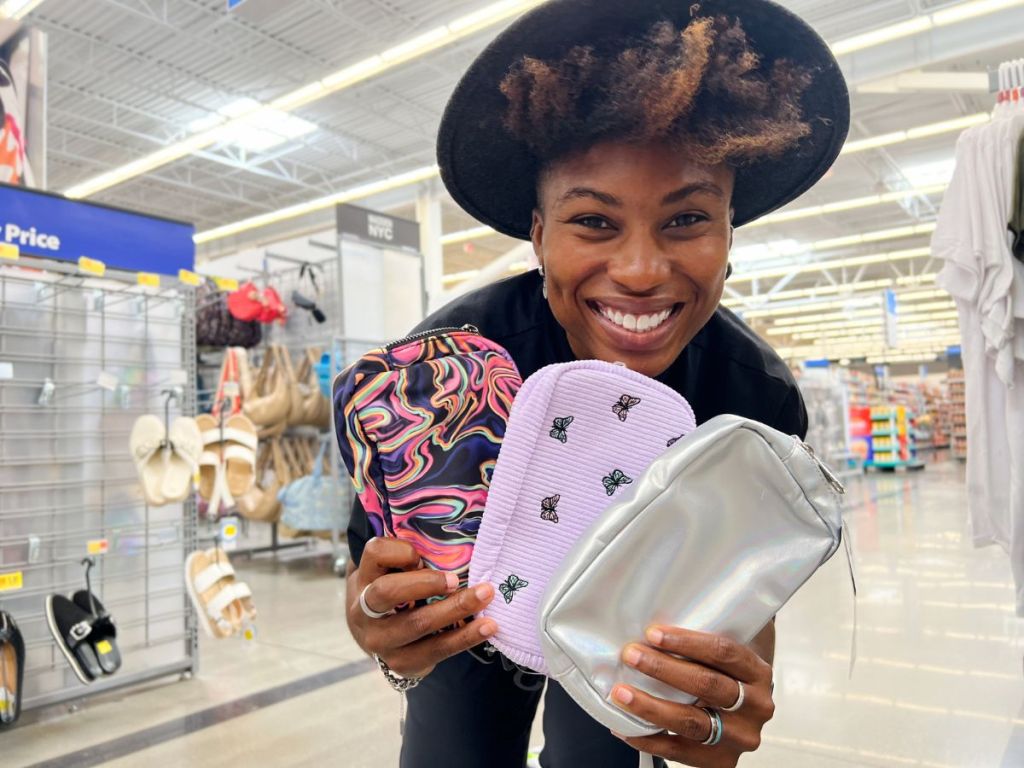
[610,686,713,743]
[621,643,743,711]
[644,626,772,685]
[361,569,458,614]
[358,537,423,584]
[373,583,496,649]
[385,614,499,678]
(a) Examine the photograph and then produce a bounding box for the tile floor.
[4,457,1023,767]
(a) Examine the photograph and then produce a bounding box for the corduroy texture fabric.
[437,0,850,239]
[468,360,697,673]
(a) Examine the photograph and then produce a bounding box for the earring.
[726,262,733,280]
[539,264,548,299]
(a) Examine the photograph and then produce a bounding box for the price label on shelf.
[178,269,201,287]
[219,518,239,551]
[137,272,160,288]
[213,276,238,292]
[0,571,23,592]
[87,539,109,556]
[78,256,107,277]
[0,243,19,260]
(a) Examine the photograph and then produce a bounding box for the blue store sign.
[0,183,194,275]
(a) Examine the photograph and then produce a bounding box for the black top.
[346,270,807,564]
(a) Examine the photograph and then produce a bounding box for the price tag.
[242,622,257,642]
[213,276,238,292]
[219,518,239,551]
[222,381,240,397]
[137,272,160,288]
[0,571,23,592]
[96,371,119,391]
[178,269,201,286]
[169,369,188,386]
[96,640,113,655]
[0,243,18,260]
[78,256,107,277]
[87,538,109,555]
[0,362,12,380]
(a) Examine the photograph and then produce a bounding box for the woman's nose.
[606,235,672,293]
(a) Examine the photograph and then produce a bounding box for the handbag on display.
[292,263,327,324]
[227,281,264,323]
[278,438,351,533]
[237,439,290,523]
[258,286,288,324]
[293,348,331,429]
[467,360,697,673]
[538,414,852,739]
[196,280,261,348]
[211,348,251,419]
[334,326,522,586]
[242,346,293,437]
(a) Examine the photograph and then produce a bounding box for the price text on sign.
[137,272,160,288]
[213,277,238,291]
[78,256,107,276]
[0,571,24,592]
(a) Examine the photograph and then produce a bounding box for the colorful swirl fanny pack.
[468,360,697,673]
[333,326,522,587]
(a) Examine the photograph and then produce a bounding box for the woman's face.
[532,141,734,378]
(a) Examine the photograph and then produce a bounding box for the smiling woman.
[343,2,850,767]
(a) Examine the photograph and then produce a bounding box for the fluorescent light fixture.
[192,164,439,243]
[723,274,939,309]
[759,299,955,328]
[932,0,1024,25]
[747,185,948,229]
[831,17,933,56]
[901,157,957,188]
[442,269,482,285]
[730,247,932,284]
[810,223,937,251]
[766,310,960,336]
[0,0,46,19]
[842,113,989,155]
[188,98,317,154]
[63,0,547,198]
[742,288,950,320]
[441,226,500,246]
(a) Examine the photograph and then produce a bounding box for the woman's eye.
[573,215,613,230]
[668,213,707,228]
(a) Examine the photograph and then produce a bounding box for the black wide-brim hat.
[438,0,850,237]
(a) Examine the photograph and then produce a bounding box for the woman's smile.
[586,299,686,352]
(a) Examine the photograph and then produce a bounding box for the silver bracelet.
[374,654,423,692]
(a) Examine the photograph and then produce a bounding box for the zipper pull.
[461,324,480,334]
[799,441,846,495]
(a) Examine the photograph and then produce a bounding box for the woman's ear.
[531,208,545,263]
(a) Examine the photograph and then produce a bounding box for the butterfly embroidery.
[612,395,642,422]
[540,494,560,524]
[602,469,633,496]
[549,416,574,443]
[499,574,529,604]
[667,436,682,448]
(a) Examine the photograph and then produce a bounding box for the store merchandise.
[236,439,291,523]
[196,280,262,349]
[468,360,697,673]
[292,290,326,324]
[0,611,24,727]
[335,327,522,586]
[291,348,331,429]
[196,413,258,514]
[278,439,350,534]
[867,406,921,469]
[70,592,122,677]
[947,371,968,459]
[185,548,257,640]
[539,415,847,740]
[243,346,294,437]
[45,595,103,684]
[129,414,202,506]
[933,107,1024,615]
[227,282,288,325]
[211,347,251,419]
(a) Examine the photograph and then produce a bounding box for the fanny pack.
[469,360,697,673]
[539,414,852,739]
[334,326,522,586]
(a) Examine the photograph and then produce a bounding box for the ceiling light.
[441,226,499,246]
[742,288,950,320]
[766,310,960,336]
[730,247,932,284]
[747,185,948,229]
[189,98,317,154]
[63,0,547,198]
[193,164,439,243]
[0,0,46,19]
[932,0,1024,25]
[831,17,933,56]
[724,274,939,308]
[841,113,989,154]
[810,224,936,251]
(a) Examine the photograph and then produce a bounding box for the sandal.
[70,591,122,676]
[45,595,102,684]
[185,548,256,638]
[130,414,166,506]
[162,417,202,502]
[0,611,24,726]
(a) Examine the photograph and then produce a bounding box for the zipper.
[386,324,479,350]
[799,441,846,495]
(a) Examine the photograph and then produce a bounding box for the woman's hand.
[347,537,498,679]
[610,627,775,767]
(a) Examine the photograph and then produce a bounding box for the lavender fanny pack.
[468,360,697,673]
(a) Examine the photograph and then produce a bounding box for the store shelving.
[866,405,925,471]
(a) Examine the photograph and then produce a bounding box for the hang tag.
[0,572,23,592]
[0,243,18,260]
[178,269,201,287]
[222,381,240,397]
[169,369,188,386]
[213,276,238,292]
[87,539,109,556]
[219,518,239,551]
[96,640,113,656]
[37,378,55,406]
[137,272,160,289]
[241,621,257,642]
[27,535,40,563]
[96,371,119,391]
[117,384,132,409]
[78,256,106,277]
[0,362,12,380]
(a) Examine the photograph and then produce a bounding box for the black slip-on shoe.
[71,591,122,676]
[45,595,101,684]
[0,610,24,726]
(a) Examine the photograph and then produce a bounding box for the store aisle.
[4,460,1022,768]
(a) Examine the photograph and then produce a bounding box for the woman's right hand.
[346,537,498,679]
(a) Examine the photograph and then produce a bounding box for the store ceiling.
[21,0,1024,361]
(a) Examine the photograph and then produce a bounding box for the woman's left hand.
[610,626,775,767]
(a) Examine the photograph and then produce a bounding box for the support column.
[416,180,445,316]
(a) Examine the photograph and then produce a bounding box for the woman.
[345,1,849,766]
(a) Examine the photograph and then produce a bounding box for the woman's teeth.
[597,304,673,334]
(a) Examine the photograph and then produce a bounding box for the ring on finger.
[722,680,745,713]
[359,584,395,619]
[700,707,724,747]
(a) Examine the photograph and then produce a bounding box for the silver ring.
[700,707,723,746]
[722,680,745,713]
[359,584,395,620]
